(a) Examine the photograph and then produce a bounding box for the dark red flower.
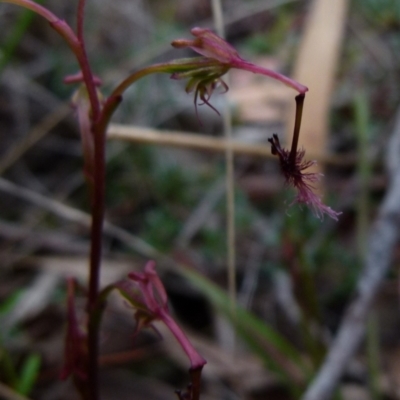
[268,134,341,221]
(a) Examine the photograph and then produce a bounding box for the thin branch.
[301,106,400,400]
[211,0,237,318]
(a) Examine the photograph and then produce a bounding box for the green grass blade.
[16,354,41,395]
[180,267,314,389]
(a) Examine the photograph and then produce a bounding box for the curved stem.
[77,0,85,42]
[159,309,206,370]
[1,0,57,21]
[108,58,219,99]
[110,63,180,98]
[231,59,309,94]
[102,62,184,128]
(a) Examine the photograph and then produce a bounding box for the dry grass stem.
[107,124,352,165]
[211,0,237,320]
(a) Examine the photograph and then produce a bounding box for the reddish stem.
[231,59,309,94]
[77,0,85,42]
[73,0,101,123]
[159,309,206,370]
[289,94,305,165]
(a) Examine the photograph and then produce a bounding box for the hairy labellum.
[268,134,341,221]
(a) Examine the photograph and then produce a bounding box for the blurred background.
[1,0,400,399]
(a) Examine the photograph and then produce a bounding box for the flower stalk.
[290,94,306,164]
[268,96,341,220]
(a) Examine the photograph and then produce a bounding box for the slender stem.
[70,48,100,124]
[73,0,101,124]
[232,60,308,94]
[1,0,57,22]
[77,0,85,42]
[289,93,305,164]
[109,64,178,98]
[101,63,181,129]
[86,120,106,400]
[211,0,237,323]
[354,89,369,258]
[70,4,102,399]
[159,309,206,369]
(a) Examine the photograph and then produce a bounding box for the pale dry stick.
[109,124,272,157]
[107,123,354,166]
[0,104,71,175]
[288,0,349,183]
[302,107,400,400]
[211,0,237,317]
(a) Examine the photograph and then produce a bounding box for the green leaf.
[16,354,41,395]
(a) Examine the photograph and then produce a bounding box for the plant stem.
[109,64,177,98]
[1,0,57,22]
[77,0,85,42]
[101,62,183,129]
[211,0,237,325]
[289,93,305,165]
[86,120,106,400]
[159,310,206,369]
[231,60,308,94]
[73,0,101,123]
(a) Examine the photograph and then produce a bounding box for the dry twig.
[107,123,354,166]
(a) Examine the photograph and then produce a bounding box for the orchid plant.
[0,1,340,399]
